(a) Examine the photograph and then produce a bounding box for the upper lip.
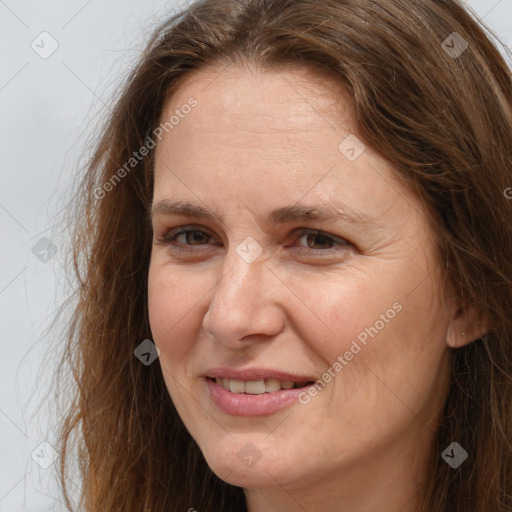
[205,367,316,383]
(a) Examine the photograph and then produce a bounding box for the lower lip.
[206,379,312,416]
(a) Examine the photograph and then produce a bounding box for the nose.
[202,244,285,348]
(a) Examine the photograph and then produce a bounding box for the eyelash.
[156,225,351,256]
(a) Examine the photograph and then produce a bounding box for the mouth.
[206,376,315,394]
[204,370,317,416]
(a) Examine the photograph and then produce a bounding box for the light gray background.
[0,1,511,510]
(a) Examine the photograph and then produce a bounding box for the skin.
[147,62,483,512]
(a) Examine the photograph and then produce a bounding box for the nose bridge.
[213,245,264,316]
[202,242,278,343]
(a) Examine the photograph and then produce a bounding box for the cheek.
[298,264,447,398]
[289,270,395,358]
[147,264,206,359]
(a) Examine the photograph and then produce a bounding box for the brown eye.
[303,233,335,250]
[175,230,211,245]
[294,229,351,255]
[158,226,219,253]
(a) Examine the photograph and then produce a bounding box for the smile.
[205,374,316,416]
[209,377,313,394]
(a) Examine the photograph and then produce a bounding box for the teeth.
[265,378,281,392]
[229,379,246,393]
[214,378,307,394]
[245,380,266,394]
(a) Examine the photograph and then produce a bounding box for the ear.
[446,302,488,349]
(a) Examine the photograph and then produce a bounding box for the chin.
[200,437,304,489]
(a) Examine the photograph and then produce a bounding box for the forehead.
[152,63,417,229]
[161,61,351,132]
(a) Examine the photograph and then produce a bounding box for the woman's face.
[148,64,453,501]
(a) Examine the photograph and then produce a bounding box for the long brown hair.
[53,0,512,510]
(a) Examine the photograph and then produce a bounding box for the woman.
[55,0,512,510]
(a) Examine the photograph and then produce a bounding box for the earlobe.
[446,304,488,348]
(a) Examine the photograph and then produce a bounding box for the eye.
[155,225,352,256]
[156,226,218,252]
[292,229,351,255]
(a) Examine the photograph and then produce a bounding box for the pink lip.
[204,367,316,416]
[206,379,313,416]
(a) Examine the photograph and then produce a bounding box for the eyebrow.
[150,199,374,226]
